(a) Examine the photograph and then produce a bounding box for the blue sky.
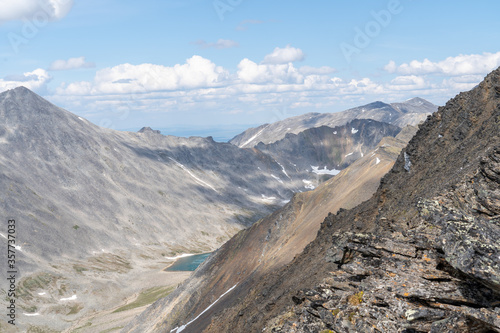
[1,0,500,139]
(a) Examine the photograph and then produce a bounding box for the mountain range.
[230,97,436,148]
[0,87,434,332]
[126,68,500,332]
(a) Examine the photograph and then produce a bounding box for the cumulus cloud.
[0,69,50,91]
[385,52,500,76]
[388,75,427,91]
[49,56,95,71]
[262,45,305,64]
[57,55,229,95]
[441,75,484,92]
[0,0,74,23]
[237,59,304,84]
[49,49,495,123]
[193,39,239,49]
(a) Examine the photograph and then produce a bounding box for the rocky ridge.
[230,97,436,148]
[196,68,500,332]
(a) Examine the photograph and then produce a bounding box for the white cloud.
[57,55,229,95]
[0,0,74,23]
[384,60,397,73]
[262,45,305,64]
[237,59,305,84]
[389,75,426,89]
[193,39,239,49]
[49,56,95,71]
[440,75,483,92]
[385,52,500,76]
[0,69,50,91]
[48,50,497,124]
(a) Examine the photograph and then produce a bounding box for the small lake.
[165,253,212,271]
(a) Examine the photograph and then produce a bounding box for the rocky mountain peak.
[1,86,57,114]
[138,126,161,134]
[0,86,94,132]
[391,96,439,115]
[363,100,390,109]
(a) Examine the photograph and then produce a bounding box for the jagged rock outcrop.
[195,68,500,332]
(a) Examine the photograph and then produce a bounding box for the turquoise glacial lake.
[165,253,212,271]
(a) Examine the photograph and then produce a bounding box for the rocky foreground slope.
[198,68,500,332]
[123,125,417,332]
[230,97,436,148]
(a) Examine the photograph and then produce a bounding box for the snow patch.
[168,157,218,193]
[271,174,284,184]
[241,128,266,147]
[38,292,46,296]
[78,117,85,121]
[375,157,381,165]
[351,128,358,134]
[333,131,337,135]
[276,162,291,179]
[260,195,277,203]
[345,152,353,158]
[60,295,77,301]
[302,179,315,190]
[23,313,40,317]
[311,166,340,176]
[171,284,239,333]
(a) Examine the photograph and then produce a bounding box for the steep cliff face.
[123,126,416,333]
[201,68,500,332]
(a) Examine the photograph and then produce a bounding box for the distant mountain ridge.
[255,119,401,189]
[230,97,437,148]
